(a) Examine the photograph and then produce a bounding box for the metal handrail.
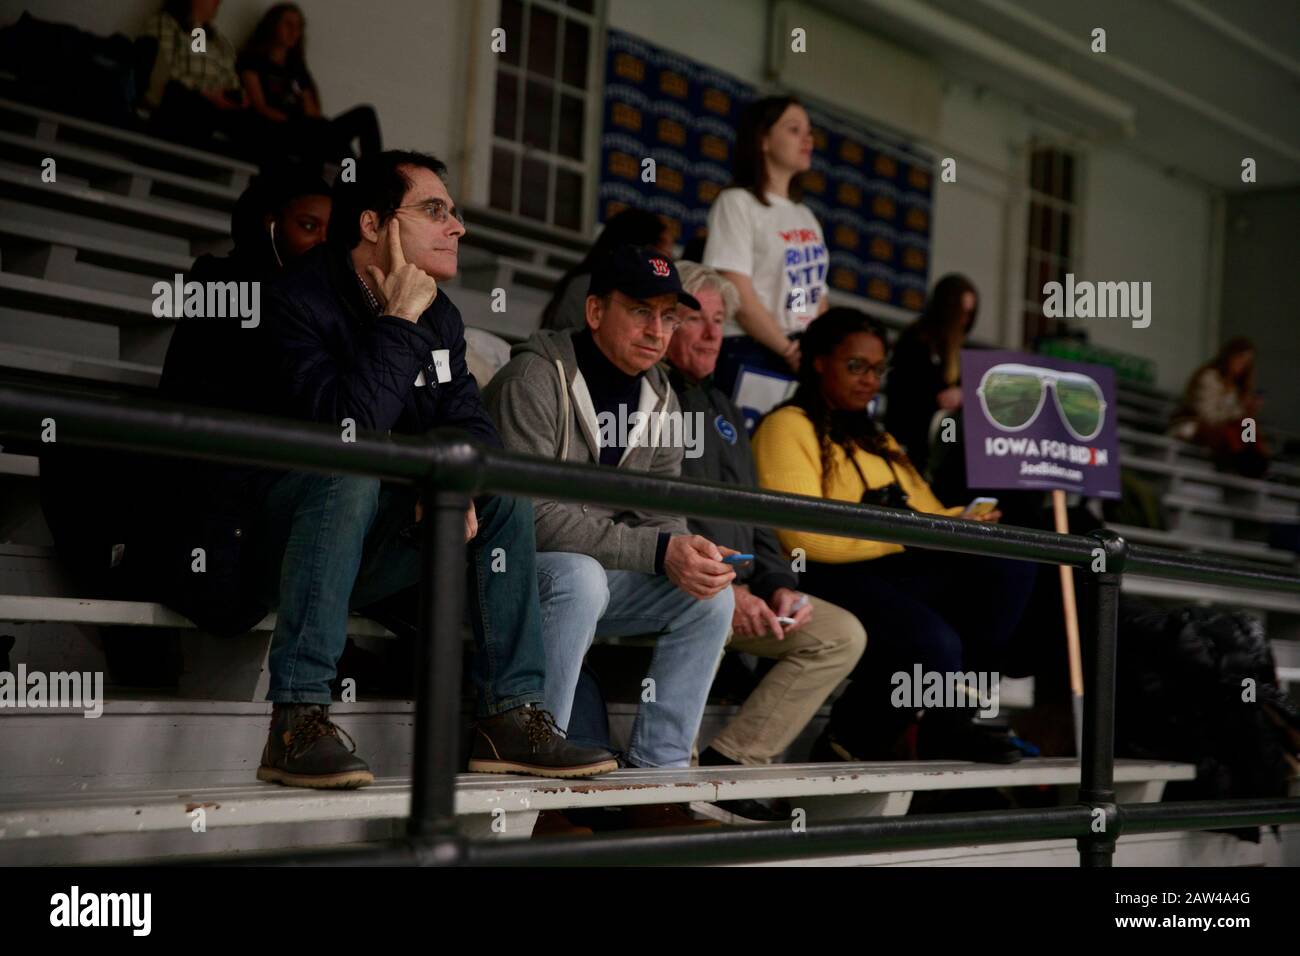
[2,381,1298,868]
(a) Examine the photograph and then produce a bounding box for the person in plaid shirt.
[141,0,249,151]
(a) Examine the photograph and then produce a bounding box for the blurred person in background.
[884,273,979,478]
[142,0,250,151]
[539,207,672,331]
[238,3,383,169]
[704,95,829,400]
[1169,336,1270,478]
[753,308,1037,765]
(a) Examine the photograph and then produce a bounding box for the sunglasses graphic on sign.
[976,363,1107,442]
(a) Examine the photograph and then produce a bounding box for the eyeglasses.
[976,363,1107,441]
[845,358,890,379]
[391,198,465,227]
[611,293,683,333]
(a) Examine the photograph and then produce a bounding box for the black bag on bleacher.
[0,11,148,127]
[37,444,158,603]
[1115,597,1300,840]
[38,443,269,639]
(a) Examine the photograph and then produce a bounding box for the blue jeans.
[534,552,733,768]
[257,472,546,714]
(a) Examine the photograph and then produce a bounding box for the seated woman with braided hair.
[751,307,1038,763]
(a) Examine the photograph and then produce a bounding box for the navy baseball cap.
[587,244,701,311]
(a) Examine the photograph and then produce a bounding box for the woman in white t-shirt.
[704,95,829,401]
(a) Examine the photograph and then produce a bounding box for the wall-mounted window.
[1022,145,1079,345]
[490,0,599,232]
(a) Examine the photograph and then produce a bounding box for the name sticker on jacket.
[415,349,453,387]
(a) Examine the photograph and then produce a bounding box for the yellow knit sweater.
[752,405,965,563]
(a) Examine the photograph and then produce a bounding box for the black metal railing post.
[1,385,1299,868]
[407,482,472,857]
[1077,528,1127,867]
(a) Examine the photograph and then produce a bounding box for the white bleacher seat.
[0,96,256,191]
[0,759,1195,864]
[0,166,229,245]
[0,594,393,637]
[0,128,241,213]
[0,341,159,387]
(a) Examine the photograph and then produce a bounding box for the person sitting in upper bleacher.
[484,244,735,829]
[663,261,866,824]
[752,308,1037,765]
[141,0,250,152]
[539,208,673,332]
[1169,336,1271,478]
[197,149,617,789]
[237,3,383,169]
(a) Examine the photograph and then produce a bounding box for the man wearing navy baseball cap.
[484,244,738,831]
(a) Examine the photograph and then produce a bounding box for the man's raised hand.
[366,218,438,323]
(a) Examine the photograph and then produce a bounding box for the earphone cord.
[269,221,284,269]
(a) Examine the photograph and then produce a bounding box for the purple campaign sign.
[961,350,1120,499]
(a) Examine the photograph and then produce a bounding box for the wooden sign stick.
[1053,488,1085,756]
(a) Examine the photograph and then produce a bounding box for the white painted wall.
[606,0,768,85]
[1077,149,1216,393]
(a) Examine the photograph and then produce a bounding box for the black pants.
[150,82,255,157]
[801,548,1038,752]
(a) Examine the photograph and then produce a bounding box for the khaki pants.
[706,594,866,764]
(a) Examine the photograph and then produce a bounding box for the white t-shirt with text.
[703,187,829,338]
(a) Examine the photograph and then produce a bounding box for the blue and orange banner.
[598,29,933,312]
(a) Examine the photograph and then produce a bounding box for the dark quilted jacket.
[262,242,501,446]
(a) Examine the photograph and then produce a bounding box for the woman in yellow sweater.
[752,308,1037,764]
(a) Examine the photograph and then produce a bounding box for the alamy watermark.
[50,886,151,935]
[1042,273,1150,329]
[0,665,104,718]
[891,665,999,718]
[596,406,705,459]
[152,274,260,328]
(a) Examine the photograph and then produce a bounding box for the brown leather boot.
[469,704,619,778]
[256,703,374,789]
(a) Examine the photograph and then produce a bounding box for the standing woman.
[752,308,1036,763]
[704,95,830,401]
[884,273,978,477]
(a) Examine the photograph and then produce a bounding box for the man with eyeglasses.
[484,245,737,830]
[251,150,618,789]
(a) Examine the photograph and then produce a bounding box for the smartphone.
[722,553,754,565]
[963,496,999,518]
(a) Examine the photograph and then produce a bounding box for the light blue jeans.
[535,552,734,768]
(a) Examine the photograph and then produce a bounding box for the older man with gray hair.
[664,261,867,825]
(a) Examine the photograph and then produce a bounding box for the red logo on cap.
[649,258,670,277]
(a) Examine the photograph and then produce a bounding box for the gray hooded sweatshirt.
[483,327,688,572]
